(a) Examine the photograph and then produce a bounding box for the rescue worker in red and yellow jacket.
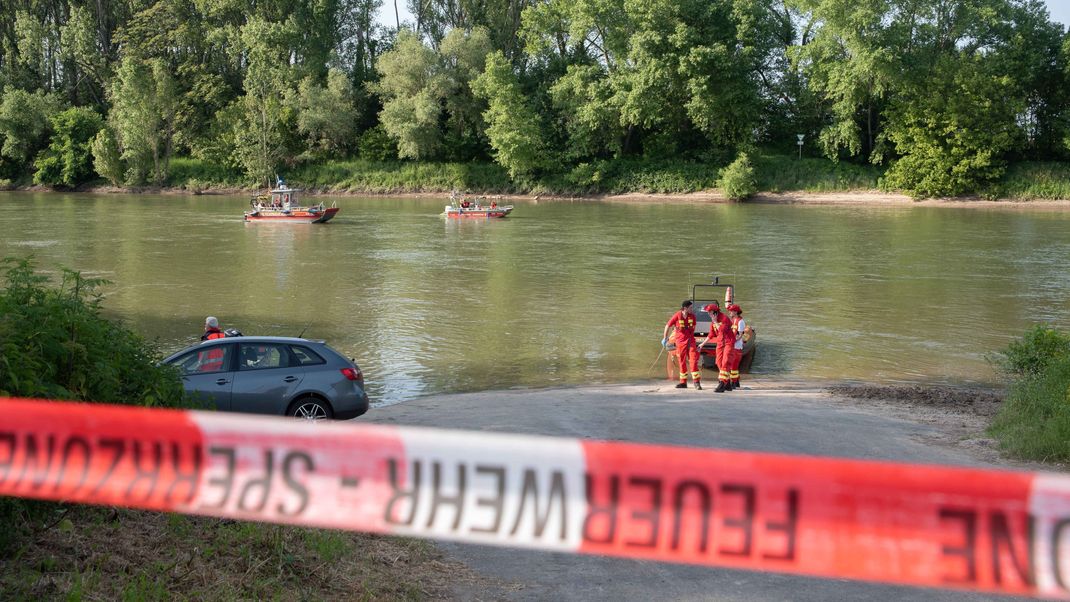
[727,304,746,390]
[199,316,226,372]
[662,300,702,390]
[699,301,735,393]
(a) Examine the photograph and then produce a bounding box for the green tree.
[32,106,103,187]
[91,126,124,186]
[374,29,446,159]
[883,56,1023,198]
[233,18,296,183]
[290,68,358,159]
[109,56,179,185]
[0,88,63,170]
[472,51,549,178]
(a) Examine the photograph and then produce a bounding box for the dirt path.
[366,378,1022,601]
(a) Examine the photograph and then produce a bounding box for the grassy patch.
[753,154,885,193]
[989,326,1070,462]
[985,161,1070,200]
[0,507,495,600]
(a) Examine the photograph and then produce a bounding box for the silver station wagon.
[162,336,369,420]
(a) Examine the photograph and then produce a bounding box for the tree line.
[0,0,1067,197]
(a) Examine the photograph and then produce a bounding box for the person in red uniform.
[699,301,734,392]
[201,316,225,341]
[727,304,746,390]
[662,300,702,390]
[199,316,226,372]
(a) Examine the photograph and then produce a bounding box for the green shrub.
[719,152,757,201]
[357,125,398,161]
[0,257,187,553]
[0,257,185,405]
[91,126,124,186]
[32,107,104,187]
[989,356,1070,462]
[993,325,1070,376]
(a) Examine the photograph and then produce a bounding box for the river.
[2,191,1068,405]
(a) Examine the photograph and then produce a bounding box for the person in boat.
[698,301,734,393]
[727,304,746,391]
[662,300,702,390]
[490,201,498,209]
[461,199,471,209]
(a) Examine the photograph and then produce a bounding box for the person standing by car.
[663,300,702,390]
[727,304,746,390]
[201,316,225,341]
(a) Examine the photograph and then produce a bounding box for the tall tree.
[472,50,548,177]
[109,56,179,185]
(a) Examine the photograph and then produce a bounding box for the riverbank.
[7,155,1070,205]
[15,183,1070,211]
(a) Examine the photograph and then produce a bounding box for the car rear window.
[290,345,326,366]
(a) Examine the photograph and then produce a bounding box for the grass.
[988,326,1070,462]
[753,154,885,193]
[0,506,494,600]
[985,161,1070,200]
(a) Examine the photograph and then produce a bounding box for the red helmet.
[727,304,742,313]
[702,303,719,313]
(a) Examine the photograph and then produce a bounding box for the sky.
[375,0,1070,30]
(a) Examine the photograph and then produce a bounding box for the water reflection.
[2,192,1069,405]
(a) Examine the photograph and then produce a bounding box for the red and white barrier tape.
[1,396,1068,597]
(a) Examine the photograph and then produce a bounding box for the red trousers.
[675,339,700,382]
[729,347,742,382]
[716,340,735,382]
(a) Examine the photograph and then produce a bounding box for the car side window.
[239,343,291,370]
[173,345,232,375]
[290,345,326,366]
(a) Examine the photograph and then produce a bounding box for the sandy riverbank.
[11,183,1070,209]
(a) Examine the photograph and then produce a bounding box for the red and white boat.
[245,178,338,223]
[444,193,512,219]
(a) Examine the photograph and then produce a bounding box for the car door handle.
[283,376,298,383]
[216,378,229,385]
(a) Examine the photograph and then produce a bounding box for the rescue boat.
[670,275,757,373]
[244,178,339,223]
[444,193,512,219]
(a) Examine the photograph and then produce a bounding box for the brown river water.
[2,191,1068,405]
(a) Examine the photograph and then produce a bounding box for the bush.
[719,152,757,200]
[993,325,1070,376]
[91,126,124,186]
[0,257,185,405]
[32,107,104,187]
[0,257,187,553]
[357,126,397,161]
[989,356,1070,462]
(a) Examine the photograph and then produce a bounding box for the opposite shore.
[11,182,1070,210]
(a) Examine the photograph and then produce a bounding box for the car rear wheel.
[288,397,333,421]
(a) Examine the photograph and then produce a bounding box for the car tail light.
[341,367,362,382]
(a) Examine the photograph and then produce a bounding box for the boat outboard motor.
[223,328,243,337]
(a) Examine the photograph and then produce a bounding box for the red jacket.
[666,310,697,344]
[709,311,734,344]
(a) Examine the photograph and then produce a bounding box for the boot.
[675,382,687,389]
[732,379,741,390]
[694,381,703,390]
[726,380,735,391]
[714,381,726,393]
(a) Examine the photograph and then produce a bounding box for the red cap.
[702,303,719,313]
[727,304,742,313]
